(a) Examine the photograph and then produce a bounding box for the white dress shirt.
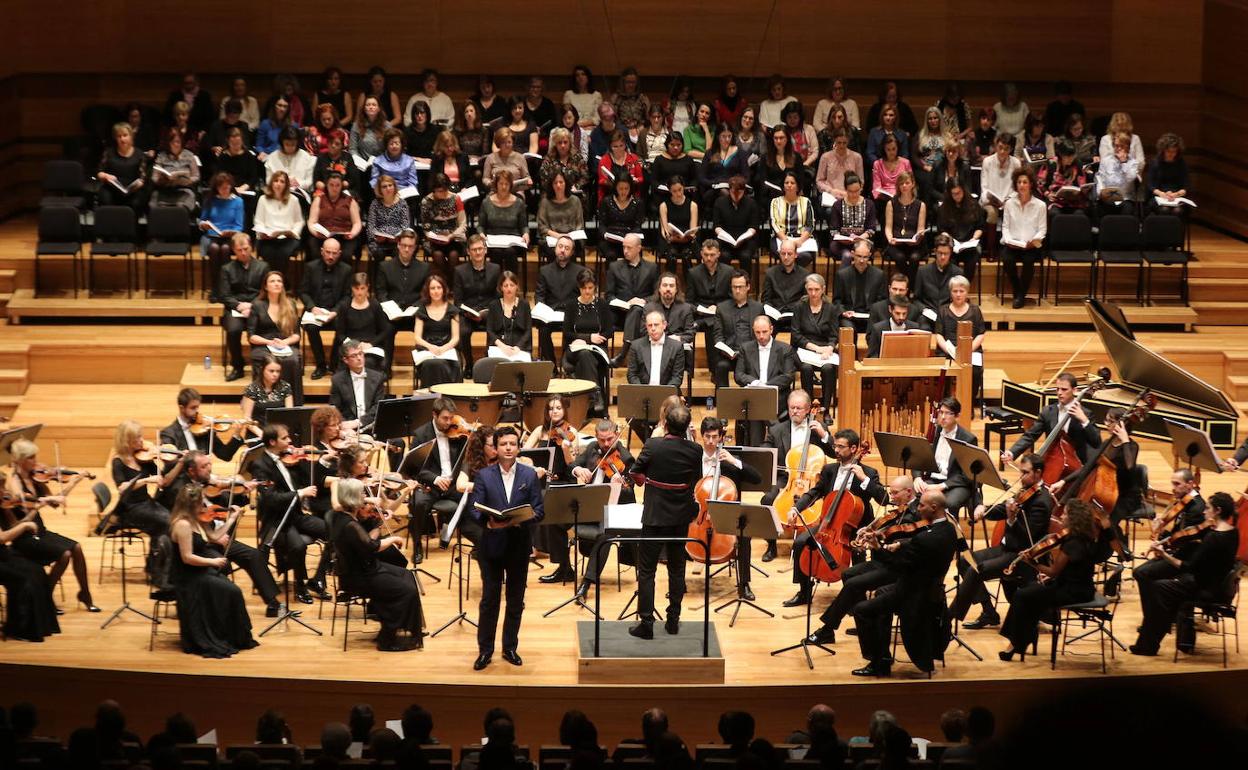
[755,342,773,385]
[789,421,811,452]
[499,461,517,500]
[702,451,742,478]
[933,427,958,480]
[178,417,198,451]
[350,370,368,420]
[434,424,453,478]
[648,340,665,386]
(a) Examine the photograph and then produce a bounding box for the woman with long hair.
[412,273,462,388]
[109,419,174,537]
[312,66,353,127]
[350,95,389,160]
[247,271,304,404]
[356,66,401,127]
[756,124,800,203]
[253,170,304,274]
[239,356,293,428]
[366,174,411,260]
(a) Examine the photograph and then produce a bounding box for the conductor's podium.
[575,620,725,684]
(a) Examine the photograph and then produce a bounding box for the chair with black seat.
[175,744,220,767]
[1044,213,1095,305]
[1051,592,1117,674]
[144,205,194,298]
[1140,214,1190,306]
[321,554,370,651]
[1174,563,1242,668]
[35,205,84,297]
[93,481,148,583]
[225,744,300,769]
[1094,214,1143,304]
[40,160,88,210]
[89,205,138,298]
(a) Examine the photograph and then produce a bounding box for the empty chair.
[1095,214,1143,303]
[89,205,138,298]
[34,205,83,296]
[1045,213,1095,305]
[1141,214,1190,305]
[144,205,193,297]
[40,160,88,210]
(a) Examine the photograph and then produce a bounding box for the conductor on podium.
[628,403,703,639]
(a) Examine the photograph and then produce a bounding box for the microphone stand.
[943,510,982,661]
[771,485,838,669]
[259,492,322,637]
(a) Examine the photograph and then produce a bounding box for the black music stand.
[708,501,781,626]
[717,386,780,447]
[394,439,443,586]
[724,446,776,581]
[259,493,323,637]
[873,431,939,477]
[0,423,42,464]
[1164,420,1223,474]
[543,483,612,618]
[770,516,838,669]
[264,406,318,444]
[489,361,555,395]
[374,395,438,448]
[617,384,679,446]
[432,489,477,637]
[520,447,557,477]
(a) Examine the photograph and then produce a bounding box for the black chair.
[93,481,148,583]
[1052,593,1117,674]
[35,205,84,297]
[1044,213,1095,305]
[89,205,138,298]
[145,205,194,298]
[40,160,88,210]
[1094,214,1143,304]
[1141,214,1190,305]
[1174,564,1241,668]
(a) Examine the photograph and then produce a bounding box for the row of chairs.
[1044,213,1189,306]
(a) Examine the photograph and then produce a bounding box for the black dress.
[0,545,59,642]
[171,529,259,658]
[791,300,842,410]
[246,299,305,405]
[661,196,695,268]
[4,477,77,566]
[414,304,462,387]
[242,380,293,425]
[110,458,170,536]
[1000,535,1096,651]
[332,518,424,640]
[333,299,393,370]
[485,298,533,353]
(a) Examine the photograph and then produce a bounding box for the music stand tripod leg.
[100,543,156,629]
[433,529,478,635]
[544,504,602,619]
[770,580,835,669]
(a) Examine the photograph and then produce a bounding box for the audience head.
[559,710,599,750]
[940,709,967,742]
[717,711,755,749]
[369,728,402,763]
[256,709,289,745]
[965,706,995,745]
[642,708,669,749]
[321,722,352,759]
[348,704,375,743]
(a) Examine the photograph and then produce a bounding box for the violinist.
[159,387,243,461]
[786,428,887,607]
[1131,491,1240,656]
[332,477,424,652]
[559,420,638,596]
[307,406,347,517]
[329,339,387,431]
[449,426,498,546]
[107,420,178,537]
[405,397,470,565]
[998,499,1098,662]
[914,397,977,515]
[1133,468,1206,603]
[952,453,1053,630]
[527,396,581,583]
[806,476,918,645]
[1001,372,1101,467]
[166,483,259,658]
[0,514,60,642]
[1050,407,1140,561]
[3,439,98,612]
[698,417,762,600]
[250,424,330,604]
[759,391,834,569]
[850,489,957,677]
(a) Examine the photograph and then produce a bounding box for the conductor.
[628,403,703,639]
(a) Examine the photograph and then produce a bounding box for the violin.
[550,424,580,447]
[989,480,1047,547]
[1154,519,1214,554]
[0,491,39,510]
[774,406,828,534]
[687,440,739,565]
[280,446,329,465]
[197,503,234,524]
[446,415,476,440]
[851,506,904,550]
[190,414,257,438]
[596,445,629,482]
[31,465,96,483]
[135,442,188,463]
[1003,528,1072,575]
[1152,489,1197,538]
[204,478,273,497]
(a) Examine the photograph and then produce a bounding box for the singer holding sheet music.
[883,172,926,285]
[469,426,544,669]
[299,238,351,378]
[411,274,462,389]
[480,172,530,278]
[485,272,532,360]
[562,269,614,415]
[419,174,468,277]
[332,274,391,372]
[247,271,304,405]
[453,237,502,368]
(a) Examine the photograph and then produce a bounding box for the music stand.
[707,501,781,626]
[373,395,437,447]
[770,503,838,669]
[873,431,939,477]
[617,384,678,445]
[732,447,777,492]
[396,440,435,482]
[264,406,318,444]
[718,386,779,446]
[0,423,41,464]
[489,361,554,395]
[1164,420,1223,474]
[520,447,556,477]
[542,483,612,618]
[454,393,507,427]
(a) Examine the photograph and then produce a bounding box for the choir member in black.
[216,233,269,381]
[0,520,59,642]
[469,426,546,669]
[912,235,964,325]
[866,295,922,358]
[627,311,686,391]
[536,237,580,362]
[1049,407,1139,561]
[299,237,352,379]
[562,421,639,597]
[914,398,978,515]
[695,417,763,600]
[934,276,985,361]
[645,272,696,351]
[333,273,391,372]
[405,398,469,564]
[851,489,957,676]
[687,241,734,374]
[412,274,462,389]
[868,272,924,326]
[166,484,259,658]
[828,176,879,264]
[375,231,430,351]
[883,172,926,284]
[998,499,1098,661]
[806,476,918,644]
[330,339,387,431]
[711,176,760,275]
[1133,469,1206,600]
[250,424,329,604]
[597,176,644,264]
[935,180,984,284]
[332,478,424,652]
[606,234,658,363]
[734,315,797,444]
[953,453,1053,629]
[484,271,532,360]
[627,404,703,639]
[711,270,763,389]
[453,236,502,369]
[161,388,243,463]
[1132,491,1240,656]
[758,391,834,562]
[761,240,810,329]
[834,240,887,335]
[108,420,176,537]
[247,270,304,405]
[787,428,888,606]
[450,426,498,546]
[792,273,842,412]
[3,439,97,612]
[563,269,614,415]
[658,176,698,272]
[1002,372,1101,466]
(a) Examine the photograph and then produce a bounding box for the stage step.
[978,297,1195,331]
[0,269,16,293]
[0,368,30,395]
[1189,277,1248,303]
[1193,303,1248,326]
[6,289,218,325]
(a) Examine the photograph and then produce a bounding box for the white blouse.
[1002,195,1048,246]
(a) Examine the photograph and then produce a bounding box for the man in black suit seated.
[627,310,686,388]
[375,230,430,354]
[785,428,888,607]
[834,239,886,336]
[757,389,833,563]
[914,397,979,516]
[694,417,763,600]
[535,236,580,362]
[866,295,923,358]
[711,270,763,389]
[686,241,734,376]
[404,397,469,565]
[1001,371,1102,468]
[329,339,387,430]
[606,234,659,365]
[912,235,964,329]
[299,237,352,379]
[216,233,269,381]
[249,423,328,604]
[733,314,797,445]
[628,403,704,639]
[867,273,924,327]
[159,387,243,463]
[761,239,810,331]
[645,272,696,348]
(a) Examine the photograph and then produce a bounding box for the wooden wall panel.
[1200,0,1248,236]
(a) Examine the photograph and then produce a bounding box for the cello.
[774,406,828,534]
[798,440,871,584]
[1035,379,1107,485]
[687,438,739,565]
[1055,392,1157,532]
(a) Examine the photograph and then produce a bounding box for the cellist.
[757,390,833,564]
[696,417,762,600]
[1001,372,1101,472]
[951,452,1054,630]
[784,428,887,608]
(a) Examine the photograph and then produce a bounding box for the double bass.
[1055,391,1157,530]
[798,440,871,584]
[687,439,738,565]
[1035,379,1106,485]
[774,406,828,534]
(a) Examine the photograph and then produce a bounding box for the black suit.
[686,265,734,378]
[790,462,888,593]
[158,418,241,468]
[711,298,764,388]
[866,318,922,358]
[626,336,686,388]
[733,340,796,415]
[834,264,886,333]
[1008,401,1103,466]
[949,487,1054,621]
[868,296,925,327]
[534,260,581,362]
[299,259,353,370]
[606,258,659,345]
[928,425,978,514]
[404,421,469,546]
[216,257,271,371]
[453,261,502,365]
[249,450,329,588]
[328,367,387,427]
[630,435,704,625]
[375,256,430,340]
[1135,493,1208,603]
[817,500,922,632]
[912,262,964,323]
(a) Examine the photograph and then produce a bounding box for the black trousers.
[303,323,331,369]
[999,580,1078,652]
[820,559,896,630]
[637,523,688,624]
[852,583,904,664]
[266,512,329,586]
[613,306,646,350]
[408,488,459,550]
[885,243,923,284]
[537,320,559,364]
[223,315,248,370]
[546,523,635,581]
[798,361,838,410]
[1002,246,1042,299]
[477,534,531,654]
[1133,557,1181,627]
[948,546,1016,621]
[1136,573,1201,653]
[226,539,280,605]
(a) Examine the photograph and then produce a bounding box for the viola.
[135,441,187,463]
[1153,489,1197,538]
[197,503,233,524]
[31,465,96,483]
[597,445,629,482]
[799,439,871,584]
[1155,519,1214,554]
[687,442,739,565]
[851,506,904,551]
[190,414,257,438]
[774,406,828,534]
[0,491,39,510]
[875,517,931,544]
[280,445,328,465]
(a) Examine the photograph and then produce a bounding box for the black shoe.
[806,626,836,645]
[664,617,680,635]
[761,543,778,563]
[963,612,1000,629]
[574,580,592,600]
[55,606,65,616]
[1129,644,1158,657]
[1012,296,1026,309]
[411,549,424,565]
[311,366,327,380]
[539,566,576,584]
[265,602,286,618]
[628,622,654,640]
[997,649,1025,662]
[739,586,756,602]
[502,649,523,666]
[851,662,891,677]
[77,592,101,613]
[294,589,315,605]
[782,590,811,608]
[846,627,858,636]
[379,637,420,652]
[224,368,245,382]
[1118,549,1136,562]
[306,580,331,601]
[473,652,493,670]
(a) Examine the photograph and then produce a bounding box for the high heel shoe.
[997,649,1025,662]
[78,592,101,613]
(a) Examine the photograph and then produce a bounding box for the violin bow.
[53,440,68,516]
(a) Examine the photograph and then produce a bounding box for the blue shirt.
[200,195,245,233]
